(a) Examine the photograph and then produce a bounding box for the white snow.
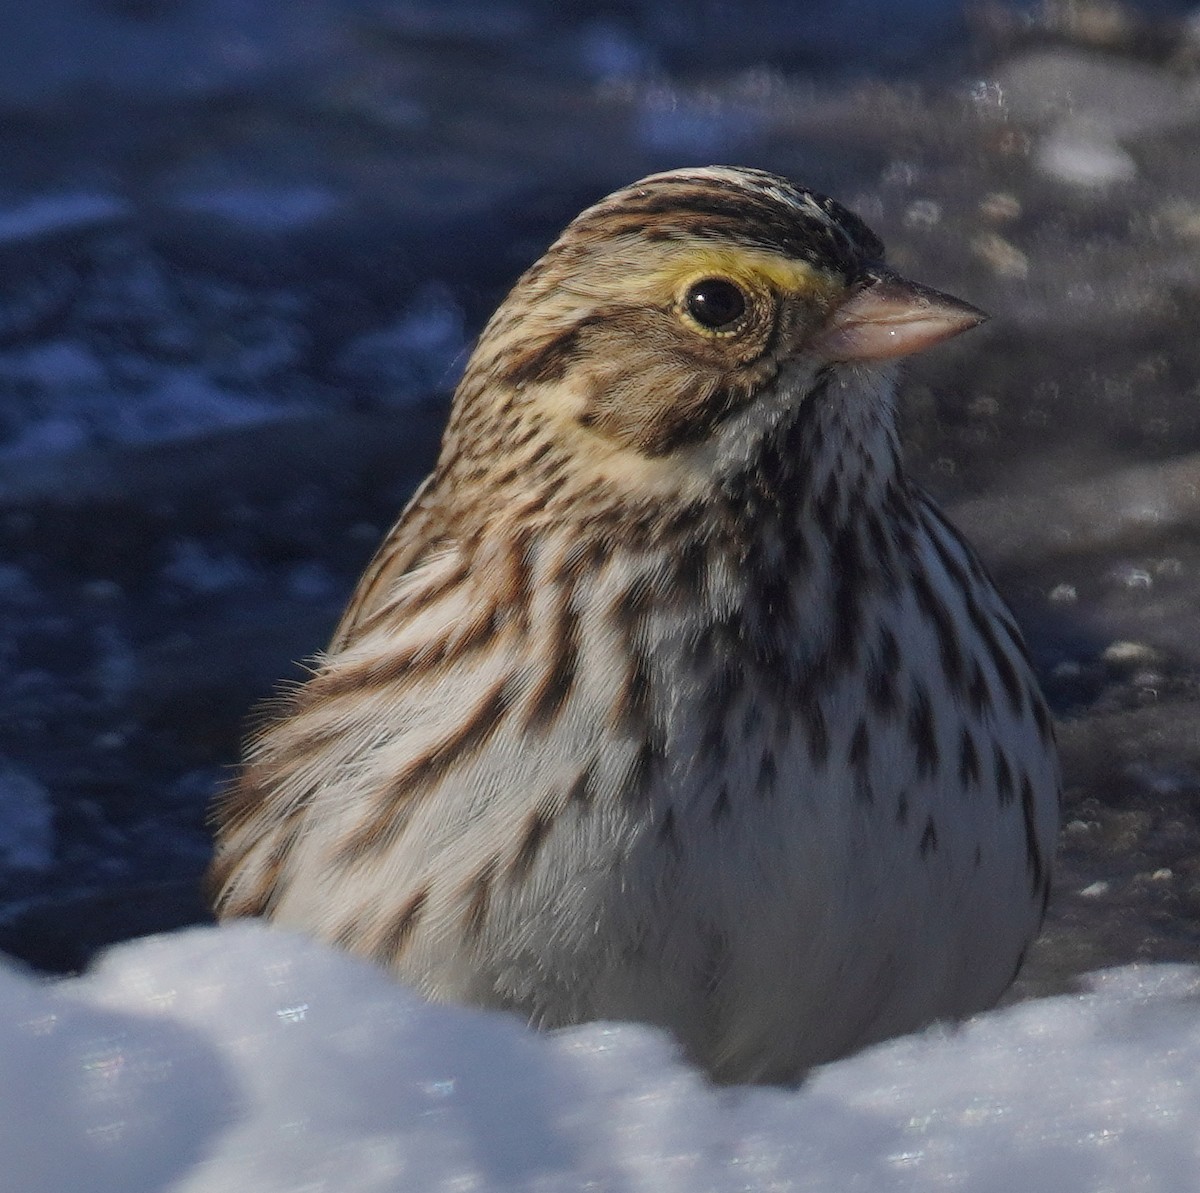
[2,922,1198,1191]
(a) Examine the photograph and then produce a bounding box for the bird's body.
[210,167,1059,1083]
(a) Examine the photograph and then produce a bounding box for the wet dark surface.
[0,1,1198,986]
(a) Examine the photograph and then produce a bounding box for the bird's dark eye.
[684,278,747,330]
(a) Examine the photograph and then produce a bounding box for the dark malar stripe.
[645,378,761,457]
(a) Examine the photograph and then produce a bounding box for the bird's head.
[449,167,984,500]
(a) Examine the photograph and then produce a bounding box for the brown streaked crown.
[571,166,885,279]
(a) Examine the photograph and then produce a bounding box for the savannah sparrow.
[210,166,1059,1084]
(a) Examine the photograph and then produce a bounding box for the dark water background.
[0,0,1198,992]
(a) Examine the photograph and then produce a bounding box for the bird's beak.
[811,271,987,363]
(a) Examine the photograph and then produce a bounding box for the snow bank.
[3,923,1198,1191]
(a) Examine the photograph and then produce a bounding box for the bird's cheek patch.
[576,355,764,460]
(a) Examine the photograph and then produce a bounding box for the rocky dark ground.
[0,1,1198,992]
